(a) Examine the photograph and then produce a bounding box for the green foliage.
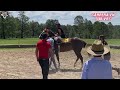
[45,19,58,33]
[0,38,39,45]
[0,12,120,39]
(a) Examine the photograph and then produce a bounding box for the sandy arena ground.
[0,48,120,79]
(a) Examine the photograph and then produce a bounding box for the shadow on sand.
[49,68,82,74]
[59,68,82,72]
[49,69,58,74]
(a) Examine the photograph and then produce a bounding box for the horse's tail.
[82,40,87,48]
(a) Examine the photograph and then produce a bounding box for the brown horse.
[54,37,86,68]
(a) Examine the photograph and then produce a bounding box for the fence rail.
[0,44,120,49]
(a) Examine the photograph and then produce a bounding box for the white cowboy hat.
[86,40,110,56]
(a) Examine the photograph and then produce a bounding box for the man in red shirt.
[35,33,52,79]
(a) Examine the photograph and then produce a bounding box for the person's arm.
[49,30,55,36]
[39,31,44,39]
[104,40,108,45]
[81,62,88,79]
[35,47,39,61]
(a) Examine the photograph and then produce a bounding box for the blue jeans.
[38,59,49,79]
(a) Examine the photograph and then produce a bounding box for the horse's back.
[71,38,86,50]
[54,37,86,52]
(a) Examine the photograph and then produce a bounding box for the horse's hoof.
[74,63,76,67]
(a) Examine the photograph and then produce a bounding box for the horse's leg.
[73,49,83,68]
[79,53,83,69]
[49,57,52,68]
[112,67,120,75]
[74,54,83,67]
[51,50,58,70]
[74,57,79,67]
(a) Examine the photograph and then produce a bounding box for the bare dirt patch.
[0,48,120,79]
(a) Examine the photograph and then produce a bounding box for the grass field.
[0,38,120,45]
[0,38,39,45]
[81,39,120,45]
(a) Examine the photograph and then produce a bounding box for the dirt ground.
[0,48,120,79]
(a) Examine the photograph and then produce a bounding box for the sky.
[9,11,120,25]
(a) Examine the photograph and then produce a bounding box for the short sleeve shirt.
[47,37,54,50]
[37,40,51,59]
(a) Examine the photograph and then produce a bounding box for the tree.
[18,11,29,38]
[12,17,21,38]
[5,16,16,38]
[0,11,9,39]
[72,25,79,37]
[74,15,85,38]
[69,26,76,38]
[87,20,93,38]
[100,22,109,38]
[66,25,72,37]
[61,25,69,37]
[0,13,120,39]
[107,22,114,38]
[93,21,102,38]
[113,25,120,39]
[30,21,36,37]
[29,21,40,37]
[45,19,59,33]
[84,19,90,38]
[74,15,84,25]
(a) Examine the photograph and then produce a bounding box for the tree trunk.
[32,28,34,37]
[21,20,23,38]
[2,17,5,39]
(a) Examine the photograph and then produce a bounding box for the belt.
[39,58,48,60]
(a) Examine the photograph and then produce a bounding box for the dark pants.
[38,59,49,79]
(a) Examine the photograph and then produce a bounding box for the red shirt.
[37,40,51,59]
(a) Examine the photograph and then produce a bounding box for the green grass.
[81,39,95,44]
[107,39,120,45]
[0,38,39,45]
[0,48,35,52]
[81,39,120,45]
[110,48,120,54]
[0,38,120,45]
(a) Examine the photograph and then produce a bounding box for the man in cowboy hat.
[81,40,112,79]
